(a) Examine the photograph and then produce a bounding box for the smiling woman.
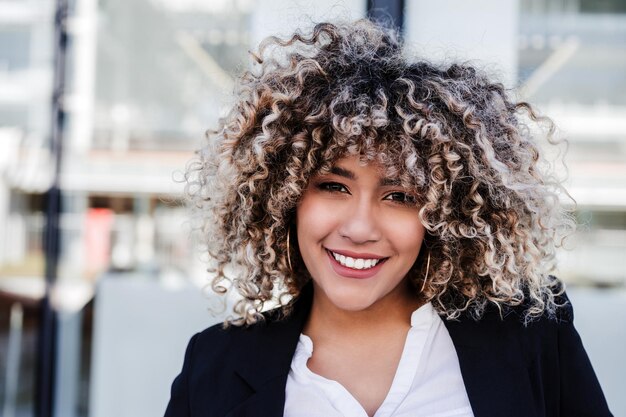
[297,156,425,314]
[165,19,613,417]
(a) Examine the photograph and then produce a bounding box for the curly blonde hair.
[186,19,575,325]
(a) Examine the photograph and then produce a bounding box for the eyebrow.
[329,166,403,187]
[380,177,402,186]
[329,166,356,180]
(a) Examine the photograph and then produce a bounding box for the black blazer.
[164,285,612,417]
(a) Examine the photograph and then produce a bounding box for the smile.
[326,250,387,270]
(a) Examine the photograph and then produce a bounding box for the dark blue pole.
[36,0,68,416]
[367,0,405,33]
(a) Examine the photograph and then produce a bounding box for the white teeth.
[330,251,382,270]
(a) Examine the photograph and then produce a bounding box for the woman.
[165,20,612,417]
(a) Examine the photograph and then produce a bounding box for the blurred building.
[0,0,624,416]
[517,0,626,285]
[1,0,256,294]
[1,0,255,415]
[1,2,55,416]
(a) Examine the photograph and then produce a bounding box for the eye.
[384,192,417,205]
[318,182,349,193]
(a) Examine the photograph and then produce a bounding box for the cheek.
[388,214,426,257]
[296,196,315,238]
[296,194,337,237]
[296,200,321,250]
[295,194,337,273]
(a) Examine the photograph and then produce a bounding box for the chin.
[332,299,373,312]
[323,286,378,312]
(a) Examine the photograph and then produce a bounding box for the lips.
[325,249,388,279]
[328,250,383,269]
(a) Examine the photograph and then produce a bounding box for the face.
[296,155,426,313]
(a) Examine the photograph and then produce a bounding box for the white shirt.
[284,302,474,417]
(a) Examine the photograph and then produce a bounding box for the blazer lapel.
[223,374,289,417]
[225,284,313,417]
[444,312,539,417]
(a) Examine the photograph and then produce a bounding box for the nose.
[337,198,382,244]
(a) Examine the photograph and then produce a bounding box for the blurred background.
[0,0,624,416]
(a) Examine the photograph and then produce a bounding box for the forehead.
[318,149,406,179]
[311,133,427,189]
[328,156,406,187]
[328,155,384,175]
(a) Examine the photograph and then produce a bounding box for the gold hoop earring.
[286,226,293,272]
[420,252,431,293]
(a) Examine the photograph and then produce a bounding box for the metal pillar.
[36,0,69,416]
[53,310,83,417]
[2,303,24,417]
[367,0,405,32]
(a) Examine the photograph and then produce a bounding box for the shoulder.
[188,284,313,366]
[188,305,304,371]
[443,279,575,352]
[191,309,283,360]
[165,307,304,416]
[181,323,240,383]
[481,275,574,327]
[488,286,574,344]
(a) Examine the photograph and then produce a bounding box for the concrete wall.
[404,0,519,87]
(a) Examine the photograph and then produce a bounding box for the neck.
[303,281,423,342]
